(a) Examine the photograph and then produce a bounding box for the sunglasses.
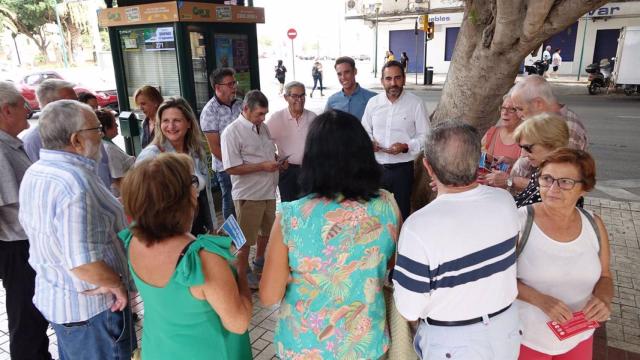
[519,143,536,153]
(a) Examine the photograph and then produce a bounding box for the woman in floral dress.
[260,110,401,360]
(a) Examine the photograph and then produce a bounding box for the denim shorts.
[51,306,136,360]
[414,304,522,360]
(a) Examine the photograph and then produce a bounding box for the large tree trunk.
[413,0,611,212]
[431,0,611,131]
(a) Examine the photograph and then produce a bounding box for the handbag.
[383,284,418,360]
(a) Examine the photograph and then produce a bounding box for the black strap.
[175,240,196,269]
[516,205,535,258]
[426,303,512,327]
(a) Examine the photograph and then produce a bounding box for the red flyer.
[547,311,600,341]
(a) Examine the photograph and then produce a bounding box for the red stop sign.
[287,28,297,40]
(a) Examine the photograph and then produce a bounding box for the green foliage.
[0,0,56,32]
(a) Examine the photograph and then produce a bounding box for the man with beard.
[362,60,430,219]
[325,56,376,121]
[19,100,135,360]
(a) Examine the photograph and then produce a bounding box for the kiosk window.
[120,26,181,106]
[214,33,251,95]
[190,32,209,113]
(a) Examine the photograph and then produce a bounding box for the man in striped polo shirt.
[19,100,135,359]
[393,122,522,359]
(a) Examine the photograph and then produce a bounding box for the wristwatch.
[506,176,514,193]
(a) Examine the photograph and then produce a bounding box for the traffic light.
[426,21,435,40]
[420,14,428,31]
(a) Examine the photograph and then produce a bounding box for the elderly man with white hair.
[18,100,135,360]
[0,81,53,360]
[22,78,77,161]
[508,75,588,192]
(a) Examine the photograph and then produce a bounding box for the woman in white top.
[552,49,562,78]
[516,148,612,360]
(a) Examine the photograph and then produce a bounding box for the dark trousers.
[311,76,323,94]
[0,240,52,360]
[279,164,302,202]
[381,161,414,220]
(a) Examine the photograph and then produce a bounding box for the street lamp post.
[52,0,69,68]
[373,2,381,78]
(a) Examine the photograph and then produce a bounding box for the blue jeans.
[51,307,136,360]
[216,170,236,220]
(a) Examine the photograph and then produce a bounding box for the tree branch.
[522,0,555,42]
[492,0,525,50]
[543,0,611,34]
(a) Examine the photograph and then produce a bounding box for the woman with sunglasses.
[512,113,569,207]
[516,148,612,359]
[481,94,524,188]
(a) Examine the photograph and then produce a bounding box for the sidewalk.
[362,72,589,93]
[1,197,638,359]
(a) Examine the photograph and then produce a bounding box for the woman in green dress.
[119,152,252,359]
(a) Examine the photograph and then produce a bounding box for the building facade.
[346,0,640,76]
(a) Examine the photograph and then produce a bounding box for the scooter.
[586,58,615,95]
[524,60,548,76]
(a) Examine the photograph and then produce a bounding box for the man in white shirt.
[266,81,316,202]
[362,60,429,219]
[221,90,285,288]
[393,122,521,359]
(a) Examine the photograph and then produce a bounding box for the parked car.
[16,70,118,111]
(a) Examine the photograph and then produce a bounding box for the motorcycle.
[586,58,615,95]
[524,60,548,76]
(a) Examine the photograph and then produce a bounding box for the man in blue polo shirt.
[325,56,376,121]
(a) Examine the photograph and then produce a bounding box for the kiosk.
[98,1,264,155]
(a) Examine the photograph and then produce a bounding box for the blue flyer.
[221,215,247,254]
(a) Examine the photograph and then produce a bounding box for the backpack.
[516,205,601,258]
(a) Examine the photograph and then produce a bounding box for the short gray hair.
[511,75,557,105]
[284,81,305,95]
[39,100,93,150]
[36,79,75,108]
[424,121,480,186]
[0,81,24,108]
[243,90,268,111]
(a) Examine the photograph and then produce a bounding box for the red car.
[17,71,118,111]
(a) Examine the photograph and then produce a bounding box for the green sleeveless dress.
[119,229,252,360]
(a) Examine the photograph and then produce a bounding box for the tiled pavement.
[1,197,638,359]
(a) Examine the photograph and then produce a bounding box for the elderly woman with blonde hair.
[136,97,217,234]
[512,113,569,207]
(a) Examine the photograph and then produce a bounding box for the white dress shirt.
[362,90,430,164]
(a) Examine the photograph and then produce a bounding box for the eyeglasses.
[538,174,584,190]
[76,125,104,134]
[286,93,306,100]
[519,143,536,153]
[500,106,517,114]
[217,80,237,88]
[191,175,200,188]
[513,106,525,113]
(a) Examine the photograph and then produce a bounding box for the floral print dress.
[275,190,399,360]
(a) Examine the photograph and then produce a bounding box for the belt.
[382,161,413,169]
[425,303,512,327]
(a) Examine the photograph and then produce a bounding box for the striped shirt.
[18,149,129,324]
[392,185,519,322]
